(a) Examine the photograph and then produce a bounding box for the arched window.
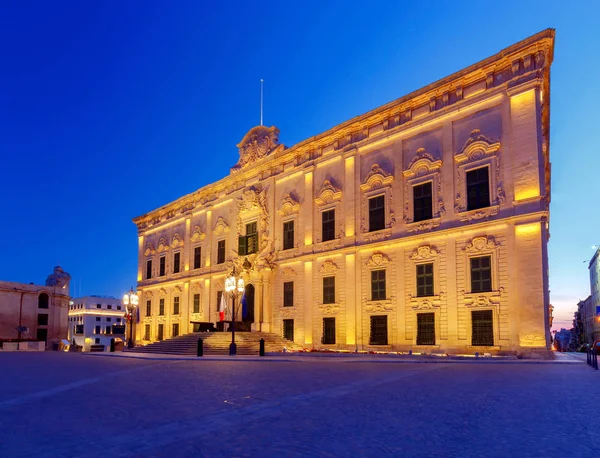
[38,293,49,309]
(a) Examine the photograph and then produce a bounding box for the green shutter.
[238,235,247,256]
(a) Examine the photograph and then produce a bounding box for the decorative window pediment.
[366,252,391,267]
[157,238,169,253]
[315,180,342,206]
[171,233,183,249]
[158,288,167,298]
[410,245,439,260]
[213,217,230,237]
[404,148,442,177]
[278,193,301,216]
[360,164,394,192]
[280,267,297,278]
[455,130,500,163]
[173,285,183,294]
[319,260,339,274]
[144,243,156,257]
[463,236,498,253]
[191,282,202,293]
[191,226,206,242]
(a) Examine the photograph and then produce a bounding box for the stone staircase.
[124,331,304,356]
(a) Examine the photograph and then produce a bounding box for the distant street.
[1,353,598,457]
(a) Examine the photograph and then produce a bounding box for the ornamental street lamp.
[123,288,139,349]
[225,266,245,356]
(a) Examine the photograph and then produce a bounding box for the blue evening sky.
[1,1,598,330]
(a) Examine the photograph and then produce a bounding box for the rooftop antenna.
[260,79,264,126]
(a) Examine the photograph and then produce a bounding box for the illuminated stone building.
[68,296,126,352]
[133,30,554,356]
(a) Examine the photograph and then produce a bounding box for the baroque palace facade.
[133,29,554,356]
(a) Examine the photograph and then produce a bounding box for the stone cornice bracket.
[455,129,501,164]
[366,252,391,267]
[315,180,342,205]
[278,193,301,216]
[213,217,230,237]
[156,238,169,253]
[231,125,283,173]
[191,226,206,242]
[411,245,439,260]
[360,164,394,192]
[403,148,442,177]
[319,260,339,274]
[463,236,499,253]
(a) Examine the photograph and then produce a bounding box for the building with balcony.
[133,30,555,357]
[68,296,126,351]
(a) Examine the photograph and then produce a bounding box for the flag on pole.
[241,291,247,319]
[219,293,226,322]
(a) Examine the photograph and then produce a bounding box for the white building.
[67,296,127,351]
[588,248,600,342]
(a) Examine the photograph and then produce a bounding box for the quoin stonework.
[133,29,554,357]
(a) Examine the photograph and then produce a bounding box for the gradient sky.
[2,1,598,330]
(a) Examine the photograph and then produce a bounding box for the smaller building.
[0,266,71,349]
[576,296,595,345]
[68,296,126,351]
[588,248,600,343]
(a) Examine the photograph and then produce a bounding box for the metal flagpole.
[260,79,264,126]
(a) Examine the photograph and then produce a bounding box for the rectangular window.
[217,240,226,264]
[246,222,258,255]
[159,298,165,316]
[471,310,494,346]
[470,256,492,293]
[159,256,166,276]
[283,220,295,250]
[37,328,48,342]
[96,317,101,322]
[106,318,111,322]
[146,259,152,279]
[105,326,112,335]
[322,317,336,344]
[172,323,179,338]
[173,252,181,273]
[368,195,385,232]
[416,313,435,345]
[322,209,335,242]
[193,294,200,314]
[413,182,433,222]
[75,324,84,335]
[144,324,150,340]
[283,281,294,307]
[323,276,335,304]
[217,291,223,312]
[95,325,101,335]
[117,305,121,310]
[369,315,388,345]
[112,324,126,335]
[416,263,434,297]
[193,246,201,269]
[371,269,386,301]
[173,297,180,315]
[117,318,121,323]
[283,319,294,341]
[157,324,164,341]
[466,167,490,211]
[107,305,112,310]
[146,300,151,317]
[97,304,101,309]
[37,314,48,326]
[94,337,100,344]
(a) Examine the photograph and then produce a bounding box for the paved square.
[0,353,598,457]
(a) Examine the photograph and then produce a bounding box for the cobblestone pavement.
[0,353,598,457]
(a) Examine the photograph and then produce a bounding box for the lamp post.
[225,267,245,356]
[123,288,139,349]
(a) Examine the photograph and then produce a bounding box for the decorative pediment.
[173,285,183,294]
[463,288,503,307]
[156,238,169,253]
[404,148,442,177]
[232,125,283,172]
[237,186,264,213]
[171,233,183,249]
[158,288,167,298]
[191,226,206,242]
[143,242,156,257]
[315,180,342,206]
[278,193,300,216]
[411,245,439,260]
[360,164,394,192]
[280,267,297,278]
[144,291,153,298]
[191,282,202,293]
[365,300,393,313]
[319,260,339,274]
[213,217,230,237]
[318,303,340,315]
[366,252,391,267]
[455,129,500,163]
[463,236,498,253]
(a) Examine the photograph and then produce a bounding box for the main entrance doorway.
[242,284,255,324]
